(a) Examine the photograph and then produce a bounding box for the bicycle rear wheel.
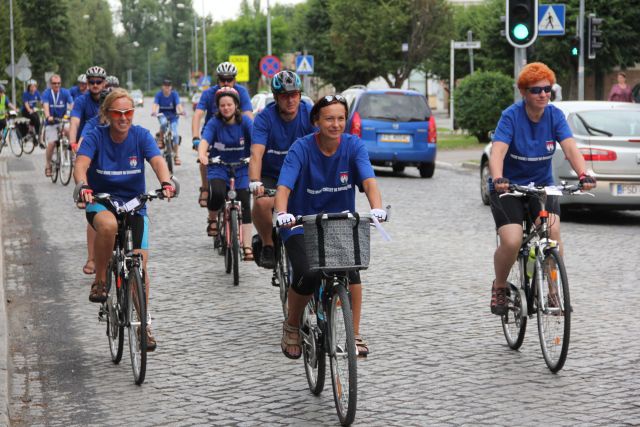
[50,143,60,183]
[301,297,326,395]
[127,268,147,385]
[501,255,528,350]
[59,142,73,185]
[105,258,124,364]
[230,209,240,286]
[22,133,36,154]
[276,237,291,320]
[164,135,173,174]
[9,129,23,157]
[216,211,225,256]
[328,282,357,426]
[536,248,571,373]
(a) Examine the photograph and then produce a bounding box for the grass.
[437,131,482,150]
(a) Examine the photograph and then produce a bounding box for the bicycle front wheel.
[328,282,357,426]
[9,129,23,157]
[22,133,36,154]
[231,209,240,286]
[59,142,73,185]
[536,248,571,373]
[276,238,291,320]
[301,297,326,395]
[501,255,528,350]
[127,268,147,385]
[106,258,124,364]
[164,135,173,174]
[50,143,60,183]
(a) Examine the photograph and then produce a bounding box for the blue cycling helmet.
[271,71,302,95]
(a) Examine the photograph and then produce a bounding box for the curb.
[435,160,479,172]
[0,213,9,427]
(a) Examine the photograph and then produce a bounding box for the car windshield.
[356,93,430,122]
[569,110,640,136]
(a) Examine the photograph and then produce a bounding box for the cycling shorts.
[490,192,560,229]
[86,202,149,250]
[261,175,278,191]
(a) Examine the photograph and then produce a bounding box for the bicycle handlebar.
[197,156,250,167]
[73,175,180,204]
[500,182,592,199]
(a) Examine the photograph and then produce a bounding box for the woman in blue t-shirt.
[488,62,596,316]
[274,95,387,360]
[75,88,176,351]
[197,87,254,260]
[21,79,42,137]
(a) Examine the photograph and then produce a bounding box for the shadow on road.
[562,209,640,226]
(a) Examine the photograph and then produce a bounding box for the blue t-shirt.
[42,88,73,119]
[78,125,161,215]
[21,90,41,114]
[69,85,86,101]
[202,116,253,188]
[277,133,375,241]
[71,92,101,136]
[491,101,572,188]
[252,102,315,180]
[196,84,252,125]
[80,115,105,139]
[153,90,181,121]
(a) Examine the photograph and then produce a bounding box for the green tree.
[0,0,26,92]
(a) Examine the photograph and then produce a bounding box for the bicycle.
[17,108,40,154]
[207,156,248,286]
[156,113,174,173]
[499,182,591,372]
[74,178,180,385]
[49,115,73,185]
[0,111,23,157]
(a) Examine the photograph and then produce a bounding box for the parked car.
[131,89,144,108]
[191,91,202,111]
[480,101,640,210]
[341,86,437,177]
[251,92,313,115]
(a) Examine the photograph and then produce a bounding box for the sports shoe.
[490,285,508,316]
[261,245,275,269]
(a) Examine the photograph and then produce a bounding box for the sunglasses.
[51,82,61,86]
[108,108,135,120]
[527,85,552,95]
[218,77,234,83]
[323,95,346,103]
[88,79,104,86]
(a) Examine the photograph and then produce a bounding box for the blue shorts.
[86,202,149,250]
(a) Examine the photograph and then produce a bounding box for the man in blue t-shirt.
[248,70,315,268]
[42,74,73,176]
[69,66,107,151]
[69,74,87,101]
[191,62,253,209]
[152,79,184,164]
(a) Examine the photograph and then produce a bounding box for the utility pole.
[194,13,199,73]
[578,0,585,100]
[467,30,475,74]
[9,0,17,105]
[202,0,207,79]
[267,0,272,55]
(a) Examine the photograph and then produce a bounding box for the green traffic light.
[513,23,530,40]
[571,47,579,56]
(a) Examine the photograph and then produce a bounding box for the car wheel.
[392,164,405,173]
[418,162,435,178]
[480,159,490,205]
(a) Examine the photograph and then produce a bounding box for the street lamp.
[147,47,158,92]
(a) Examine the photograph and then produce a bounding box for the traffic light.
[505,0,539,48]
[587,13,603,59]
[570,37,580,57]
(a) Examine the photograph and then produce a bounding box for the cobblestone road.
[1,102,639,426]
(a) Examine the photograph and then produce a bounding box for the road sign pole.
[266,0,272,56]
[9,0,16,105]
[467,30,474,74]
[450,40,455,130]
[513,47,527,102]
[578,0,585,100]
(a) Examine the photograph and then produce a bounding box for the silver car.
[480,101,640,210]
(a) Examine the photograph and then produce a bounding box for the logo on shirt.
[129,156,138,168]
[339,171,349,185]
[546,140,555,152]
[239,137,245,146]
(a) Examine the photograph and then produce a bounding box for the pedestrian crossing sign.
[538,4,565,36]
[295,55,314,75]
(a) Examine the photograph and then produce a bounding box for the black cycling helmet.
[86,66,107,79]
[215,87,240,107]
[216,62,237,78]
[98,87,113,104]
[271,70,302,95]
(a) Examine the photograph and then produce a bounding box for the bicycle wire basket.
[302,212,370,272]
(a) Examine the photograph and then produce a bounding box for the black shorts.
[490,192,560,229]
[261,175,278,191]
[86,201,149,250]
[285,234,361,296]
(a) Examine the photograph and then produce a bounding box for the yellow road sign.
[229,55,249,82]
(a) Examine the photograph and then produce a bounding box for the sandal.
[198,187,209,208]
[207,219,218,237]
[355,335,369,357]
[44,166,52,177]
[174,157,182,166]
[89,281,107,303]
[281,321,302,360]
[82,259,96,275]
[243,247,254,261]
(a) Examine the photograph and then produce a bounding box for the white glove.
[370,208,387,222]
[249,181,263,193]
[276,212,296,228]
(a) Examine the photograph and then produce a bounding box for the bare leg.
[284,288,312,357]
[494,224,523,288]
[349,283,362,336]
[92,211,117,284]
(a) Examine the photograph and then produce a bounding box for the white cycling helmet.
[106,75,119,87]
[86,66,107,79]
[77,74,87,83]
[27,79,38,86]
[216,62,237,78]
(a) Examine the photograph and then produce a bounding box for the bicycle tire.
[164,133,173,174]
[230,209,240,286]
[328,282,357,426]
[276,238,291,320]
[106,258,124,364]
[22,133,36,154]
[38,123,46,148]
[59,141,73,185]
[9,128,23,157]
[501,255,528,350]
[216,211,225,256]
[51,143,60,183]
[535,248,571,373]
[301,297,326,395]
[127,267,147,385]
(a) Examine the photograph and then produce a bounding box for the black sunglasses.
[218,77,234,83]
[88,79,104,85]
[528,85,552,94]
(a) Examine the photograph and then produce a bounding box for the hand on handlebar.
[198,152,209,166]
[276,212,296,228]
[493,177,510,193]
[161,181,176,201]
[579,172,597,190]
[151,112,157,117]
[249,181,263,196]
[79,185,94,205]
[370,208,387,222]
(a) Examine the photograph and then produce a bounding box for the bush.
[454,71,513,142]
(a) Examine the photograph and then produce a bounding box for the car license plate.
[379,134,410,143]
[611,183,640,196]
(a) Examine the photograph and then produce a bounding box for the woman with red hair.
[487,62,596,315]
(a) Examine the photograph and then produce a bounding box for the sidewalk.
[0,160,9,427]
[436,147,483,172]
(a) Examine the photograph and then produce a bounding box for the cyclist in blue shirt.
[21,79,42,138]
[192,62,253,210]
[74,89,175,351]
[69,66,107,151]
[274,94,386,359]
[197,87,254,260]
[69,74,87,101]
[42,74,73,177]
[249,70,315,268]
[152,79,184,165]
[488,62,596,315]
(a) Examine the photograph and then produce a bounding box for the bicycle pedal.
[272,278,280,287]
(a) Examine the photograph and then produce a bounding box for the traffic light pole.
[578,0,585,100]
[513,48,526,102]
